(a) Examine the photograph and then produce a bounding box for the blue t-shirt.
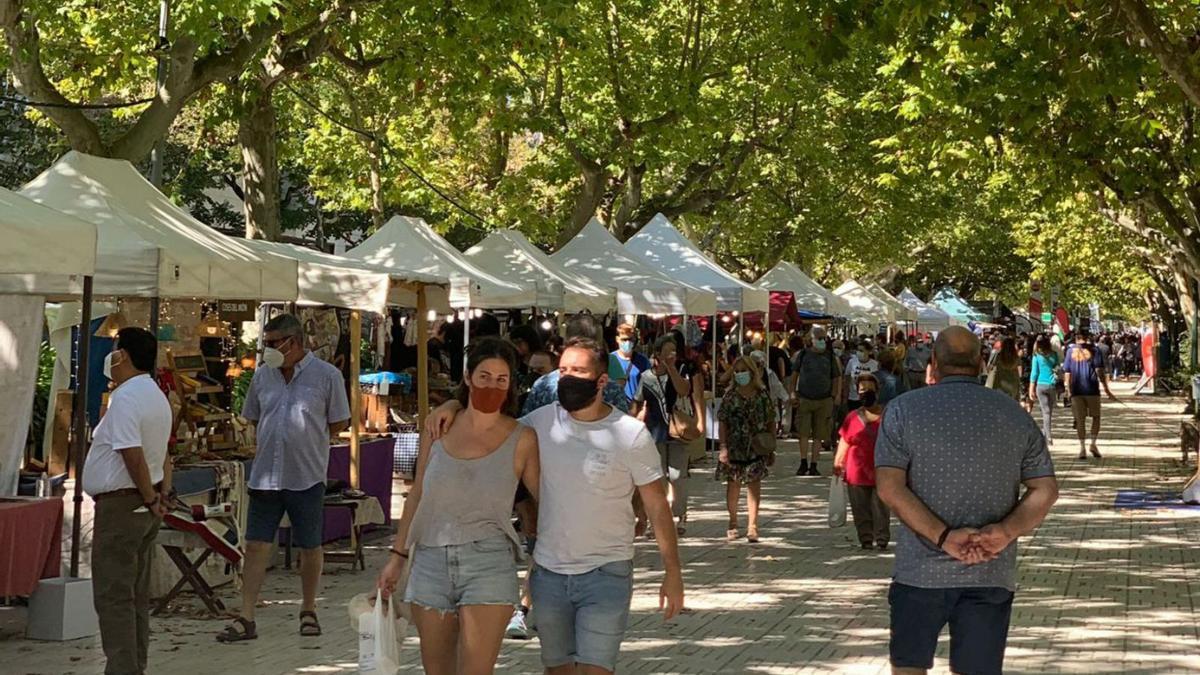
[1063,344,1105,396]
[1029,353,1059,387]
[611,351,652,403]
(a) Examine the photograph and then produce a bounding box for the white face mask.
[103,350,122,380]
[261,347,285,369]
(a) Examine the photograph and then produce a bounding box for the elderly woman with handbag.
[716,355,776,543]
[633,334,704,537]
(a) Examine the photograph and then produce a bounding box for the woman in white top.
[378,337,540,675]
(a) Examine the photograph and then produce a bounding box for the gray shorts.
[404,535,519,613]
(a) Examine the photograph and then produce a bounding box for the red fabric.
[742,292,803,331]
[839,411,881,487]
[0,498,63,596]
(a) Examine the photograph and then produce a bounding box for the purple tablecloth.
[323,438,394,543]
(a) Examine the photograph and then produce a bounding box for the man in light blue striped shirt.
[218,314,350,643]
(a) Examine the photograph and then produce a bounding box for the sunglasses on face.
[263,336,292,349]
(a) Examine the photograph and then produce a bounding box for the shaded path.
[2,381,1197,673]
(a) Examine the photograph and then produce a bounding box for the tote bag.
[828,476,848,528]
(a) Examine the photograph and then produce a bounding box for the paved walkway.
[2,381,1198,673]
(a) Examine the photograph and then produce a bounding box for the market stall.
[624,213,770,315]
[897,288,953,333]
[931,287,989,325]
[0,186,96,594]
[755,260,852,317]
[552,217,717,316]
[463,229,614,314]
[834,279,894,326]
[866,282,918,325]
[15,153,448,605]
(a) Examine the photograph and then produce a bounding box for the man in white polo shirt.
[83,327,173,675]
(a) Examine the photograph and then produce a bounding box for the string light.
[426,310,437,321]
[540,319,553,331]
[446,313,456,323]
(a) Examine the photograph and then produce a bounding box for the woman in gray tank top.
[377,337,540,675]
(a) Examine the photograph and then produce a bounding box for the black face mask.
[558,375,600,412]
[861,390,879,408]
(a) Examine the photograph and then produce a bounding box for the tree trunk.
[239,79,281,241]
[367,136,385,231]
[557,164,609,247]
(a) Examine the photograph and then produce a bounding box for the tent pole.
[349,309,361,489]
[710,314,718,458]
[463,308,471,352]
[148,297,160,338]
[69,275,93,578]
[417,288,430,443]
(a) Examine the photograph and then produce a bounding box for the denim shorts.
[530,559,634,671]
[889,582,1015,675]
[246,482,325,549]
[403,535,519,613]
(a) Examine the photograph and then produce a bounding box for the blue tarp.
[930,288,987,323]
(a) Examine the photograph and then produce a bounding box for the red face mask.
[470,386,508,414]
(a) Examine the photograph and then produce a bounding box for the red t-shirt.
[839,409,881,487]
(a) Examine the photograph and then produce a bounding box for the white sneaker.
[505,609,530,640]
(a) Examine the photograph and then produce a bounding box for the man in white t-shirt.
[524,337,684,674]
[82,327,173,675]
[843,340,880,411]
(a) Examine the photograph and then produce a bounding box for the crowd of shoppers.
[86,303,1157,675]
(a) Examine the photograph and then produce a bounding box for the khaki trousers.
[92,493,161,675]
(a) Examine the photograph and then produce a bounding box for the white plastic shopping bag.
[358,590,402,674]
[828,475,848,528]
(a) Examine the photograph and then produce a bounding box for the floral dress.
[715,388,773,483]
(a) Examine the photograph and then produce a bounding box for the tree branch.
[1115,0,1200,109]
[0,0,104,153]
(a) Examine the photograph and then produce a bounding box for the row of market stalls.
[0,149,988,608]
[2,152,985,494]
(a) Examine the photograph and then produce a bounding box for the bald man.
[874,326,1059,675]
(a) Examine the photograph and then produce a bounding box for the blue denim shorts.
[403,535,519,613]
[889,582,1015,675]
[530,559,634,671]
[246,483,325,549]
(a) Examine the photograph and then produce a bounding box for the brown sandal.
[216,616,257,643]
[299,610,322,637]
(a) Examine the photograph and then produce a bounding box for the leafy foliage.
[3,0,1190,323]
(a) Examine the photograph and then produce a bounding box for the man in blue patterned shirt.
[875,326,1058,675]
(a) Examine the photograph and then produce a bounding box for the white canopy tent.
[866,282,918,323]
[1,186,97,293]
[242,239,451,314]
[347,215,533,309]
[0,189,99,497]
[834,279,894,324]
[755,260,851,316]
[552,218,717,316]
[624,213,770,313]
[897,288,953,332]
[17,151,296,301]
[463,229,613,314]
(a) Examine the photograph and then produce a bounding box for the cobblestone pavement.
[2,381,1198,673]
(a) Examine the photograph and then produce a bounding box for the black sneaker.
[797,459,809,476]
[807,464,820,477]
